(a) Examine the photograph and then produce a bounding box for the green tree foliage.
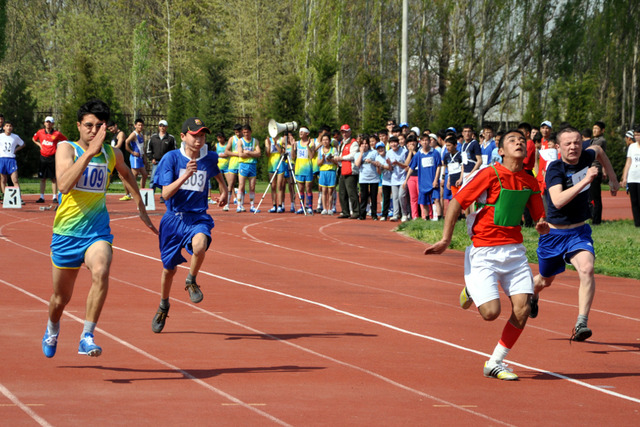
[359,71,390,134]
[409,87,430,134]
[0,0,7,62]
[433,68,475,132]
[131,20,151,117]
[0,71,37,177]
[196,57,234,135]
[167,75,191,143]
[308,53,338,133]
[264,75,305,126]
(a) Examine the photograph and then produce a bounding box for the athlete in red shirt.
[426,130,549,381]
[33,117,67,203]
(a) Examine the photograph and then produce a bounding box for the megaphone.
[268,119,298,138]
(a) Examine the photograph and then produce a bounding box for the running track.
[1,193,638,426]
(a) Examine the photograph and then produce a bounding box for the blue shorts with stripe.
[159,212,214,269]
[50,233,114,269]
[537,224,594,278]
[318,170,337,188]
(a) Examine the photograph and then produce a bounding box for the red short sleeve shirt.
[33,129,68,157]
[454,163,545,247]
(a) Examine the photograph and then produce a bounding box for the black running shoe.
[529,295,539,318]
[570,324,592,342]
[152,306,170,333]
[185,279,203,303]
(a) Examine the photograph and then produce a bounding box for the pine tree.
[308,53,338,133]
[0,71,38,176]
[433,68,475,132]
[167,75,192,145]
[196,58,234,135]
[360,71,390,134]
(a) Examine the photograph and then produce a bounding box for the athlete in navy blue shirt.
[532,127,619,342]
[151,117,229,333]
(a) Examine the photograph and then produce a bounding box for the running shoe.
[269,206,277,213]
[159,197,165,204]
[185,279,203,303]
[222,205,229,211]
[42,329,58,358]
[152,305,170,333]
[321,209,328,215]
[236,206,246,213]
[36,198,45,204]
[571,324,592,342]
[277,206,284,213]
[529,295,539,318]
[315,208,323,214]
[296,208,304,214]
[459,286,473,310]
[119,194,132,201]
[78,333,102,357]
[250,207,260,213]
[290,206,295,213]
[306,208,314,214]
[483,361,518,380]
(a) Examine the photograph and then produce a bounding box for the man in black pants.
[335,124,360,218]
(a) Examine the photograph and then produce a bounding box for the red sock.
[498,321,524,349]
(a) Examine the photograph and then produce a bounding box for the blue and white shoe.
[42,329,58,358]
[277,206,284,213]
[236,206,246,213]
[268,206,277,213]
[78,333,102,357]
[250,207,260,213]
[296,208,304,214]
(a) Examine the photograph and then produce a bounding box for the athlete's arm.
[125,132,138,156]
[424,198,461,255]
[114,147,158,234]
[211,172,229,207]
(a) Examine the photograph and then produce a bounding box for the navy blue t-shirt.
[461,140,481,173]
[544,149,596,225]
[154,146,220,214]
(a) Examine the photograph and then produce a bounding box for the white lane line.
[113,246,640,405]
[0,383,52,427]
[0,279,290,427]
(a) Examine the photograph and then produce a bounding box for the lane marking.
[0,383,52,427]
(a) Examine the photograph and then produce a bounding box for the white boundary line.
[0,383,52,427]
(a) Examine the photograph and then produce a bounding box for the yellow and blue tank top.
[319,146,338,171]
[311,138,320,174]
[53,141,116,237]
[267,137,281,171]
[239,137,258,164]
[216,142,229,169]
[228,135,240,170]
[294,140,313,176]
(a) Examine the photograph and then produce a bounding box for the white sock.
[47,320,60,336]
[489,343,510,365]
[82,321,97,336]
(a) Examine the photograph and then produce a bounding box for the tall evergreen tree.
[196,58,234,135]
[308,53,338,133]
[167,75,192,144]
[433,68,475,132]
[0,71,38,176]
[359,71,390,134]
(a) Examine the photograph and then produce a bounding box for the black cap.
[182,117,210,135]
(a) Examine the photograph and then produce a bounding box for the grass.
[397,218,640,280]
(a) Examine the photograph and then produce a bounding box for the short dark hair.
[594,121,606,129]
[482,123,494,132]
[392,125,402,133]
[517,122,532,134]
[406,134,417,143]
[462,124,474,131]
[389,136,399,143]
[134,118,144,125]
[497,129,525,149]
[216,132,225,138]
[106,120,116,127]
[444,136,456,145]
[77,99,110,122]
[233,123,242,131]
[242,124,252,131]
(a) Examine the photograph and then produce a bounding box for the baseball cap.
[410,126,420,135]
[399,122,409,128]
[45,116,54,123]
[181,117,210,135]
[340,124,351,131]
[158,120,168,126]
[429,133,437,140]
[626,130,635,138]
[541,120,552,128]
[446,127,457,133]
[375,142,385,149]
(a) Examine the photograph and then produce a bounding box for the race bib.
[461,151,469,165]
[76,163,108,193]
[421,156,434,168]
[298,147,308,159]
[180,169,207,192]
[448,162,461,174]
[481,154,488,165]
[539,148,558,162]
[571,167,590,193]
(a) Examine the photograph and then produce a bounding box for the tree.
[433,68,475,132]
[196,58,234,135]
[263,74,305,126]
[359,71,390,134]
[0,71,38,177]
[167,74,191,143]
[308,53,338,133]
[131,20,151,117]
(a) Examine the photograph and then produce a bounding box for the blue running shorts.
[318,170,337,188]
[295,173,313,183]
[159,212,214,269]
[50,233,114,269]
[537,224,594,278]
[239,163,257,178]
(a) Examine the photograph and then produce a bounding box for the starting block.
[3,187,22,209]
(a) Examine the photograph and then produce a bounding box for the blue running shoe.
[78,333,102,357]
[250,207,260,213]
[277,206,284,213]
[42,329,58,358]
[296,208,304,214]
[268,206,277,213]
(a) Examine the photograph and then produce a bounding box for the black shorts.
[38,155,56,179]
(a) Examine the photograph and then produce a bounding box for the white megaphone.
[268,119,298,138]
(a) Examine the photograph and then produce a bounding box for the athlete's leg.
[569,250,596,317]
[160,267,177,300]
[49,267,80,323]
[189,233,209,277]
[83,240,113,323]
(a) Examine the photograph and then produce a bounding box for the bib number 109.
[76,163,107,192]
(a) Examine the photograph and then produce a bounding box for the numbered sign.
[3,187,22,209]
[140,188,155,211]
